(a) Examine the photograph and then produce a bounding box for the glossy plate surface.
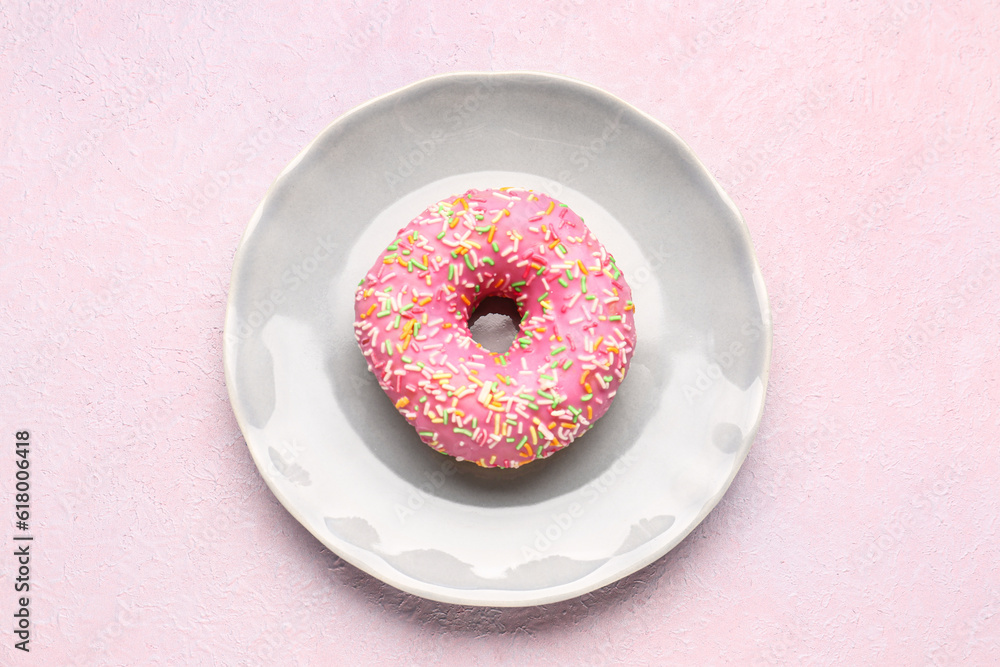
[224,71,772,606]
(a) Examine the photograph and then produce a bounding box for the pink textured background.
[2,1,998,664]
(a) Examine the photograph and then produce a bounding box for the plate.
[223,71,771,606]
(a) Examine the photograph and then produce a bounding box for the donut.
[353,187,636,468]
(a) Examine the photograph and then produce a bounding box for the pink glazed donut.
[353,187,636,468]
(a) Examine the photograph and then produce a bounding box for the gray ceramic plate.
[224,71,771,606]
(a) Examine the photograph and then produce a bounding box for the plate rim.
[223,69,773,607]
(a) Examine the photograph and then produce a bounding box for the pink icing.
[353,187,636,468]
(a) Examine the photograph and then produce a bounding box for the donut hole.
[468,296,522,353]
